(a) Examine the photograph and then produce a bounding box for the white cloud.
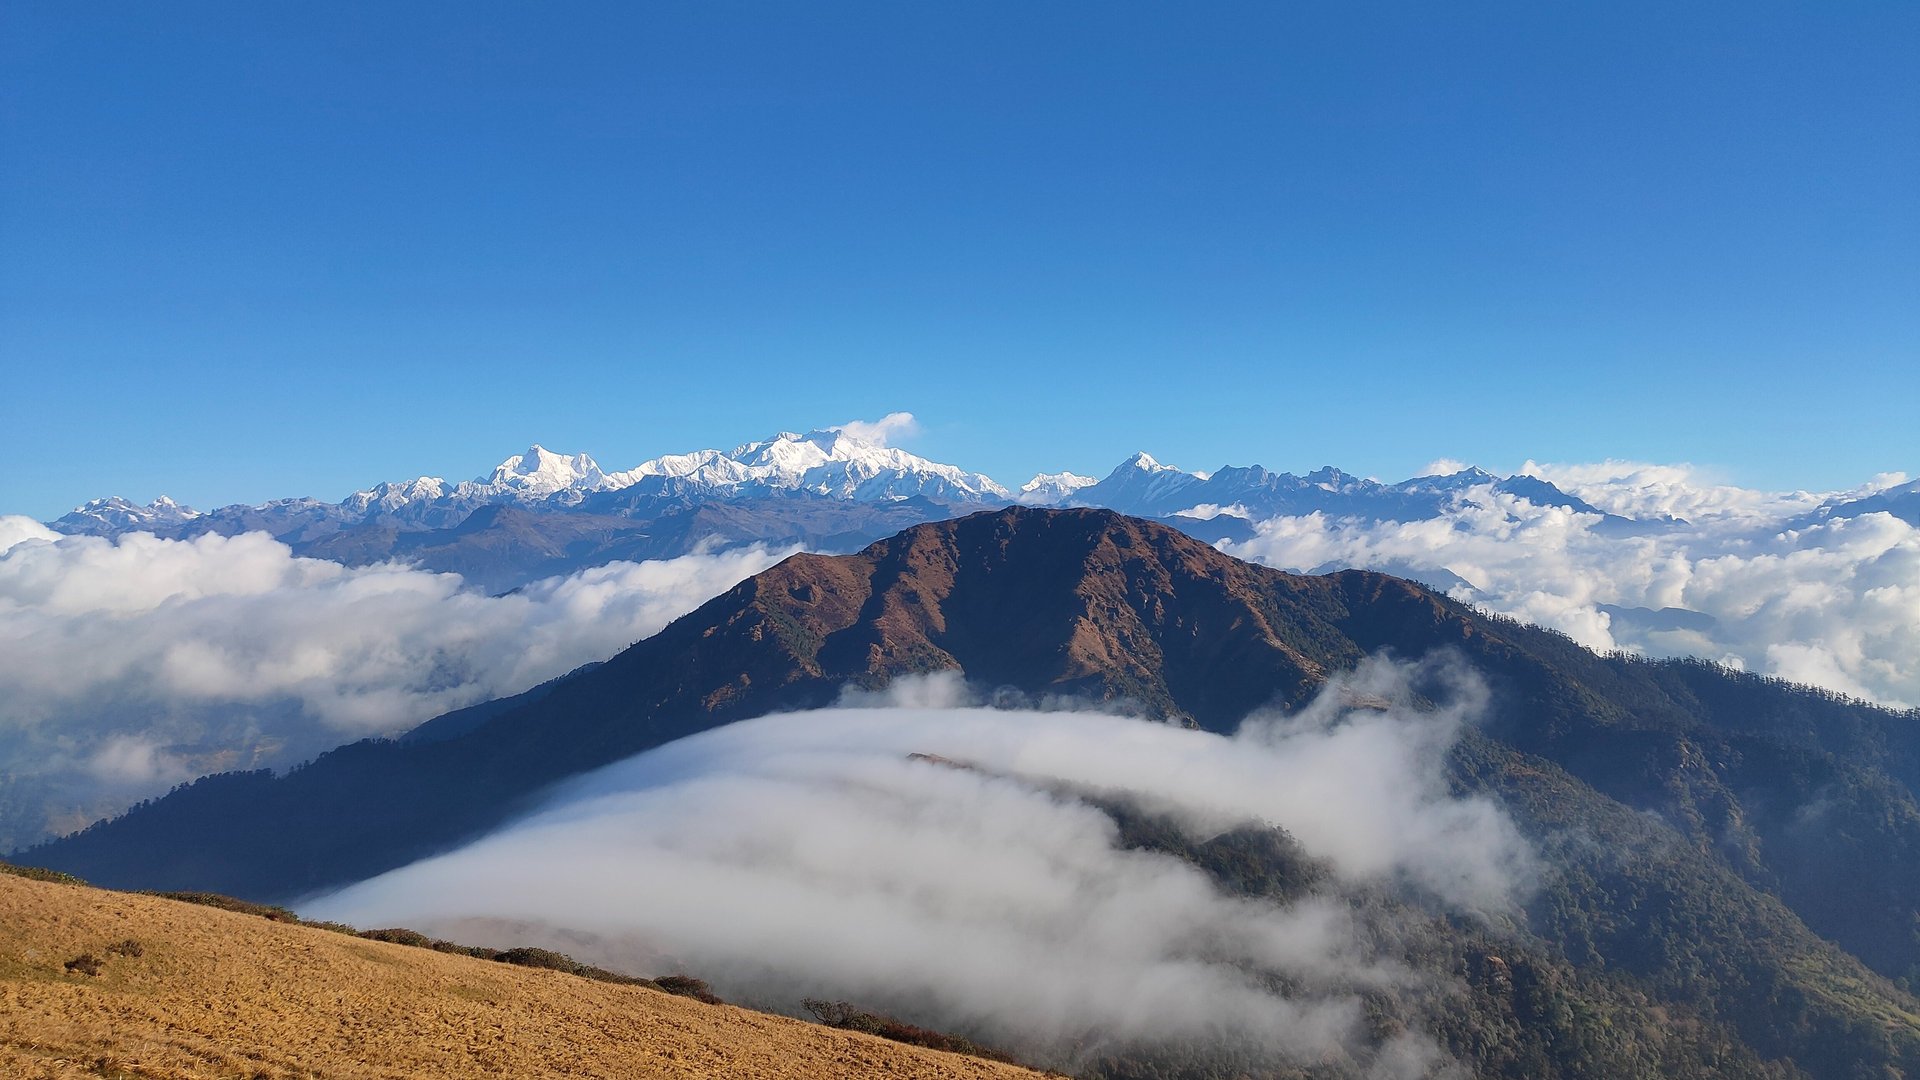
[1418,458,1470,477]
[308,659,1522,1076]
[0,515,59,553]
[0,530,794,848]
[1172,502,1251,521]
[832,411,919,446]
[1516,459,1824,525]
[1222,480,1920,709]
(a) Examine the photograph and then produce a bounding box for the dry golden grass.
[0,871,1044,1080]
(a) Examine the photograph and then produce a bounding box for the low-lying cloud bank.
[308,661,1526,1076]
[0,520,790,848]
[1221,464,1920,709]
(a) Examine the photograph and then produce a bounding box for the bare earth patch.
[0,872,1043,1079]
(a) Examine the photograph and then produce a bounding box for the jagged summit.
[53,495,203,536]
[604,425,1008,503]
[481,445,610,498]
[1016,471,1096,505]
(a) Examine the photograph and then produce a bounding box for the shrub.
[496,946,580,972]
[106,939,144,958]
[64,953,104,976]
[654,974,723,1004]
[301,920,360,936]
[801,998,1013,1063]
[0,861,87,886]
[359,927,434,948]
[148,891,299,922]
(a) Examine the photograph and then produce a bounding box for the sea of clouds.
[0,518,790,848]
[308,662,1524,1077]
[1220,462,1920,709]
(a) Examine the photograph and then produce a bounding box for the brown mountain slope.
[0,871,1043,1080]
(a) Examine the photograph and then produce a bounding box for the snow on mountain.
[54,495,202,536]
[1798,476,1920,528]
[341,477,451,515]
[605,449,750,488]
[54,424,1743,556]
[1017,472,1098,506]
[609,428,1009,503]
[341,445,615,516]
[1069,453,1208,514]
[1050,454,1630,524]
[468,445,612,501]
[327,425,1007,522]
[1392,466,1498,496]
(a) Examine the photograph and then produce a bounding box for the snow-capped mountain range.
[44,418,1911,592]
[599,429,1009,504]
[57,427,1006,535]
[53,425,1614,534]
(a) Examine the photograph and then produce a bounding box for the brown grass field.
[0,870,1044,1079]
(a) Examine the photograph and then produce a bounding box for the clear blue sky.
[3,2,1915,519]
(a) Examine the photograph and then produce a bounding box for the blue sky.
[3,2,1915,519]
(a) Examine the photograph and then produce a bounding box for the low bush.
[64,953,104,976]
[359,927,434,948]
[654,974,723,1004]
[148,892,299,922]
[802,998,1014,1063]
[0,860,87,886]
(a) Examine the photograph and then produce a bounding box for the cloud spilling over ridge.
[1218,482,1920,708]
[0,519,792,847]
[308,660,1527,1076]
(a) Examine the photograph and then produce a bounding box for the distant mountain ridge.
[54,426,1010,535]
[45,423,1686,590]
[1058,453,1636,527]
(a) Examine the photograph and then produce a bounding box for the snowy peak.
[1121,451,1171,473]
[1075,452,1207,512]
[324,423,1009,521]
[478,445,610,498]
[342,477,450,515]
[609,425,1008,504]
[53,495,203,536]
[1018,472,1098,506]
[1397,466,1497,495]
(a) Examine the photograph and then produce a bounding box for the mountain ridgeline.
[47,427,1672,591]
[21,507,1920,1078]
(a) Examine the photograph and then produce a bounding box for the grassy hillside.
[0,869,1044,1080]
